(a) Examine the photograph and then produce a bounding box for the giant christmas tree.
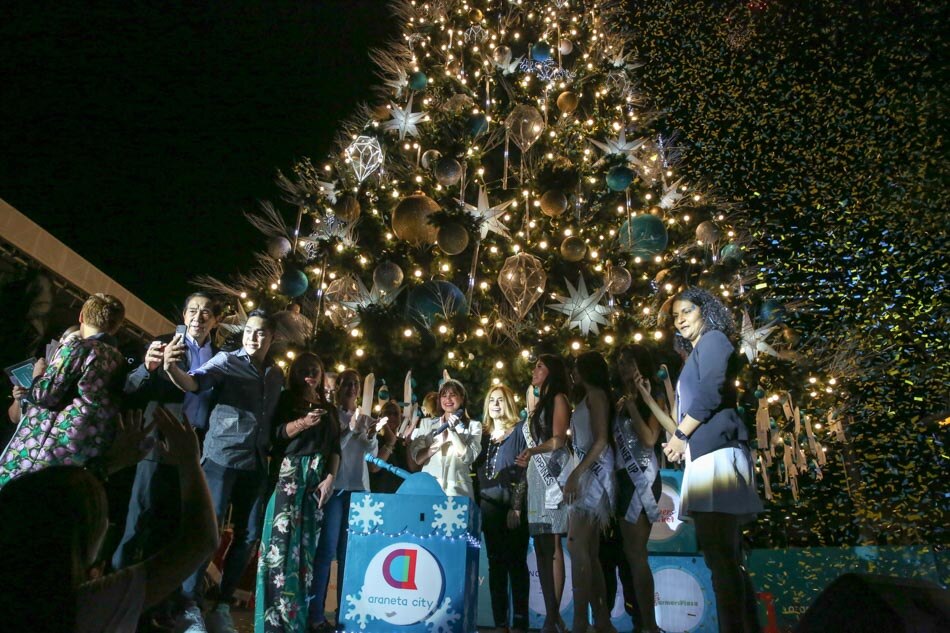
[199,0,845,532]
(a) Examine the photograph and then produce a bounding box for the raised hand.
[154,407,200,466]
[144,340,165,372]
[162,334,187,371]
[104,409,154,472]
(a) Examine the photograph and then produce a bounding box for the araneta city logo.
[382,548,418,590]
[361,543,444,625]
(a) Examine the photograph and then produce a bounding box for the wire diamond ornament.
[498,253,547,320]
[344,136,384,183]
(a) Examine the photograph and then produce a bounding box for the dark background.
[0,0,397,318]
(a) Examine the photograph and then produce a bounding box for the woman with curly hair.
[637,287,763,633]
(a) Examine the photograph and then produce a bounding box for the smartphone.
[175,324,187,340]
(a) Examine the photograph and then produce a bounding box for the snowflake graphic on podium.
[349,494,385,533]
[431,498,467,536]
[344,589,377,630]
[426,597,461,633]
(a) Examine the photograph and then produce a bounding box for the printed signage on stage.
[360,543,445,625]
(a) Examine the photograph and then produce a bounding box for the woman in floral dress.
[256,353,340,632]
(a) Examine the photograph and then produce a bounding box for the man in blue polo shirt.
[112,292,221,631]
[164,309,283,633]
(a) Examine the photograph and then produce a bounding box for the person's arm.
[664,331,733,461]
[636,382,677,434]
[529,393,571,455]
[623,396,663,447]
[280,409,325,440]
[162,335,200,393]
[124,340,165,396]
[142,408,218,608]
[369,424,397,472]
[564,390,610,500]
[448,418,482,465]
[409,419,441,466]
[8,386,27,424]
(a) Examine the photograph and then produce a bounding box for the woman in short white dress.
[638,287,763,633]
[515,354,572,633]
[563,351,616,633]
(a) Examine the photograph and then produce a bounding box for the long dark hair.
[283,352,339,456]
[615,343,660,422]
[530,353,571,443]
[574,351,616,446]
[672,286,737,355]
[0,466,108,632]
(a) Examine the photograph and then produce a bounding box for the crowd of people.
[0,286,762,633]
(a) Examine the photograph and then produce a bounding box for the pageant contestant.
[564,351,617,633]
[515,354,572,633]
[368,400,415,493]
[611,344,675,633]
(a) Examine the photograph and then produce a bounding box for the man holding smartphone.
[111,292,221,632]
[163,309,284,633]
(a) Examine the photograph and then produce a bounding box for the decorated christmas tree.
[198,0,848,529]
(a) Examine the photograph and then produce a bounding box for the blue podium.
[337,456,480,632]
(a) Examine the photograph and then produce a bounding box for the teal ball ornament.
[519,408,528,421]
[533,386,540,397]
[656,367,668,381]
[606,165,634,191]
[279,268,309,298]
[531,41,552,62]
[753,388,765,399]
[759,299,786,324]
[406,281,467,324]
[378,385,390,401]
[408,71,428,91]
[618,214,669,259]
[737,405,746,415]
[720,243,743,263]
[468,112,489,136]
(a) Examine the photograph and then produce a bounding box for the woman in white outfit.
[564,351,616,633]
[410,379,481,498]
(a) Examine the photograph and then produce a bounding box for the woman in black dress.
[475,384,529,633]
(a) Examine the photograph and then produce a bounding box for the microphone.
[431,409,465,435]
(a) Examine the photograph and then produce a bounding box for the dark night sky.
[0,1,397,318]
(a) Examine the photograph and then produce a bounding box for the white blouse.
[410,416,482,498]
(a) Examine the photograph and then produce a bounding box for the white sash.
[522,422,564,509]
[613,415,660,523]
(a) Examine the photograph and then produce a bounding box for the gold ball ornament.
[437,222,470,255]
[333,194,361,223]
[556,91,579,114]
[606,266,633,294]
[558,39,573,55]
[560,236,587,262]
[540,190,569,217]
[391,192,440,247]
[468,8,484,22]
